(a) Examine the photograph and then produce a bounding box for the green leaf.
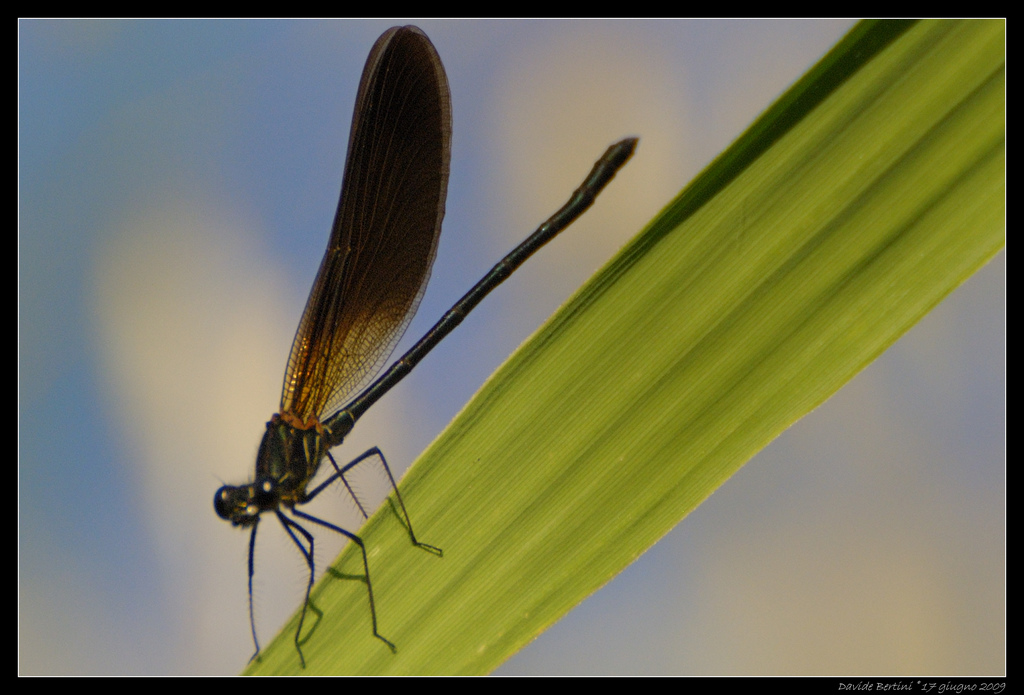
[246,19,1005,675]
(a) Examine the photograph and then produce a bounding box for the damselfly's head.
[214,478,279,527]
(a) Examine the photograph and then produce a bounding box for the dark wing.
[280,26,452,423]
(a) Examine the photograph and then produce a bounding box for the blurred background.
[19,19,1003,675]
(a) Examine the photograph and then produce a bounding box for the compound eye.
[213,486,236,520]
[253,478,278,509]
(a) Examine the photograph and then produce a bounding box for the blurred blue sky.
[19,19,1003,675]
